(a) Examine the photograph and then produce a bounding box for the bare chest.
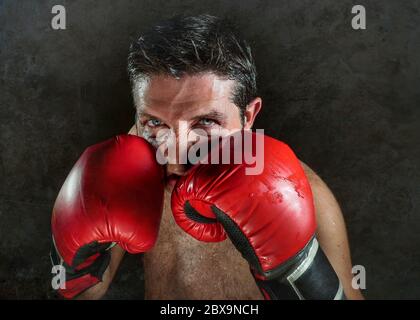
[143,192,262,300]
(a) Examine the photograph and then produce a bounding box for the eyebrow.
[190,110,227,122]
[137,111,164,121]
[139,110,228,122]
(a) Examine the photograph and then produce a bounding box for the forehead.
[148,73,233,102]
[133,73,236,120]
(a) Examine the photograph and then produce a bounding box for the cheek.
[138,126,160,147]
[138,124,166,137]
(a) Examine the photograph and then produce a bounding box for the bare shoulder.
[299,160,339,207]
[299,161,325,188]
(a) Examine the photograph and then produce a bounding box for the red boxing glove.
[51,135,164,299]
[171,131,344,300]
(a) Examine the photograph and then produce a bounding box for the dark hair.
[127,14,257,116]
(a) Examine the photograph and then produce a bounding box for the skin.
[78,73,364,300]
[75,244,125,300]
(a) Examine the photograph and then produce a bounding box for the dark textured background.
[0,0,419,299]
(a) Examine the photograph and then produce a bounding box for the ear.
[243,97,262,129]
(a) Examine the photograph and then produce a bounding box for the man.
[52,14,363,299]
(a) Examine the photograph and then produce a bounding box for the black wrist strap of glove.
[50,238,112,282]
[252,237,346,300]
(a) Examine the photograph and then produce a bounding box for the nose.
[165,163,190,191]
[166,164,189,177]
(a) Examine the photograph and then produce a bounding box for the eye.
[198,118,217,126]
[146,119,163,127]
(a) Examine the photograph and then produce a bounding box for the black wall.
[0,0,419,299]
